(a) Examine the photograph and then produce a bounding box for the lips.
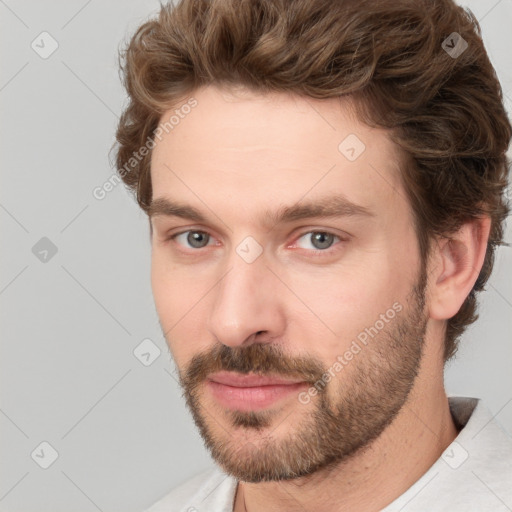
[206,371,309,411]
[207,371,305,387]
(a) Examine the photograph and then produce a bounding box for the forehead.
[149,85,407,225]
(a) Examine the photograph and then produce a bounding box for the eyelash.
[164,229,346,257]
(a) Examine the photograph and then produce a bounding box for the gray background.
[0,1,511,511]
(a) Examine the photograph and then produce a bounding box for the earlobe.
[429,216,491,321]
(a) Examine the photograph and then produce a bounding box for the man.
[113,0,512,510]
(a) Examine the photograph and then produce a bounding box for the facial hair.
[173,264,428,483]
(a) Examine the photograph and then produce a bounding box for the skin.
[149,85,491,511]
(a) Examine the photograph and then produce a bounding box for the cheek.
[280,256,408,353]
[151,252,175,318]
[150,252,213,363]
[151,248,200,307]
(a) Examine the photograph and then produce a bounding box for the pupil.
[313,232,332,249]
[188,231,207,248]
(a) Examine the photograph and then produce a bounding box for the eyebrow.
[149,194,375,229]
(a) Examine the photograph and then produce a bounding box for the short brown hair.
[113,0,511,362]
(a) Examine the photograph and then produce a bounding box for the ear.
[428,215,491,320]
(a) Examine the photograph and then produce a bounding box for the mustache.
[179,342,326,390]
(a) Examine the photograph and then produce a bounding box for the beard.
[173,262,428,484]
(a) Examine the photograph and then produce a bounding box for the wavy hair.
[113,0,511,362]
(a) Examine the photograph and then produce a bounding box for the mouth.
[206,371,309,411]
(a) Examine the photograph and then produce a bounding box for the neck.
[233,344,459,512]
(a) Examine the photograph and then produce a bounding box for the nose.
[207,244,286,348]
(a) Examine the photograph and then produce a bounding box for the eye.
[294,231,342,253]
[170,230,215,249]
[165,229,345,255]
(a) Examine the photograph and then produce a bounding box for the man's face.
[150,85,430,482]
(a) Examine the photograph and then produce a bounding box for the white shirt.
[144,396,512,511]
